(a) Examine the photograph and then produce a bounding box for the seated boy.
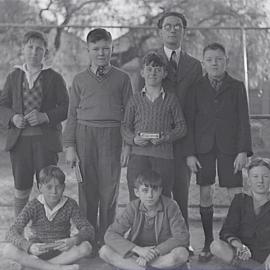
[184,42,252,262]
[122,52,186,200]
[3,165,94,270]
[211,158,270,270]
[99,170,189,270]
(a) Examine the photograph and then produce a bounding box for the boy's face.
[87,39,112,68]
[39,177,65,209]
[141,64,167,87]
[248,166,270,195]
[134,184,162,210]
[159,15,184,50]
[203,49,228,79]
[23,38,46,68]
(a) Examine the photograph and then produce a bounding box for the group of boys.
[1,9,269,270]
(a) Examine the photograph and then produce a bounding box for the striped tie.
[170,51,178,72]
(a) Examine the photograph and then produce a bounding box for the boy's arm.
[219,194,242,244]
[155,200,189,256]
[70,199,95,244]
[121,97,137,145]
[63,77,81,148]
[5,201,34,253]
[165,96,187,142]
[122,74,133,108]
[0,73,17,128]
[44,73,69,126]
[104,203,136,257]
[236,82,252,156]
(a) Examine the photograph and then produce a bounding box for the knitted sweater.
[121,91,186,159]
[63,66,132,147]
[5,197,94,253]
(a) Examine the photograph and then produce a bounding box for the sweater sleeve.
[104,203,136,257]
[121,96,136,145]
[63,76,81,147]
[236,82,252,156]
[166,94,187,142]
[122,73,133,109]
[69,199,95,244]
[156,200,190,255]
[45,72,69,126]
[219,194,243,243]
[5,200,35,252]
[0,72,16,128]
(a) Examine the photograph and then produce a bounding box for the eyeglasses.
[163,23,183,32]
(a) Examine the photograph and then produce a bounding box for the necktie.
[211,79,221,91]
[96,66,105,78]
[170,51,178,72]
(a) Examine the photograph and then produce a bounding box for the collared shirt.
[37,194,68,221]
[164,46,181,64]
[208,73,226,92]
[88,64,112,77]
[141,87,166,102]
[15,64,50,89]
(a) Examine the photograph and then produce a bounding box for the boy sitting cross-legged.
[3,165,94,270]
[99,170,189,270]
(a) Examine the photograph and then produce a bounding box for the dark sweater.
[121,91,186,159]
[5,197,94,253]
[220,193,270,263]
[64,66,132,147]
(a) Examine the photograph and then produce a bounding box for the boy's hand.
[65,146,78,168]
[132,246,159,262]
[236,244,252,261]
[186,156,202,173]
[29,243,60,256]
[134,135,149,146]
[12,114,26,129]
[234,152,247,174]
[151,134,169,145]
[54,237,77,252]
[136,256,147,266]
[24,109,48,126]
[121,144,131,167]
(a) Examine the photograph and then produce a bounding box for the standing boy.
[0,30,69,216]
[99,170,189,270]
[3,165,94,270]
[63,28,132,246]
[122,52,186,200]
[185,43,252,262]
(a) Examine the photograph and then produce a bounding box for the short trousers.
[196,147,243,188]
[38,249,62,260]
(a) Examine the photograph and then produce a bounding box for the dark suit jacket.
[184,73,252,156]
[0,68,69,152]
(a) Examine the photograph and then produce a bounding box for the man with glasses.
[157,11,202,249]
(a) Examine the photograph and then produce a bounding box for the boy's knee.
[2,243,18,259]
[210,240,222,255]
[171,247,189,265]
[99,245,112,262]
[78,241,92,257]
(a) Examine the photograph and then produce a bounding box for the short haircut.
[203,42,226,56]
[134,170,162,189]
[86,28,112,44]
[39,165,66,185]
[157,11,187,29]
[247,157,270,173]
[143,52,166,67]
[23,30,47,48]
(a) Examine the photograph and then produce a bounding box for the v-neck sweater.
[64,66,132,147]
[5,197,94,253]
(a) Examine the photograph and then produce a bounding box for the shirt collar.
[164,46,181,62]
[141,87,166,100]
[15,64,49,89]
[37,194,68,221]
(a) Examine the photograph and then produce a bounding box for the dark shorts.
[196,147,243,188]
[10,135,58,190]
[38,249,62,260]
